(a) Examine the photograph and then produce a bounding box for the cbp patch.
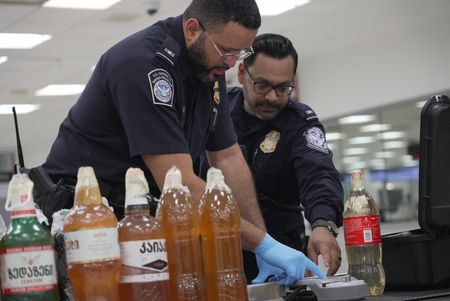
[304,127,329,154]
[148,69,174,107]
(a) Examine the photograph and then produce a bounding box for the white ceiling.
[1,0,450,169]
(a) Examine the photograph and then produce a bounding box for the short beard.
[187,33,210,83]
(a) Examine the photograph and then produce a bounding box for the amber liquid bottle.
[64,166,121,301]
[156,166,205,301]
[0,173,59,301]
[199,167,248,301]
[118,168,170,300]
[344,169,385,296]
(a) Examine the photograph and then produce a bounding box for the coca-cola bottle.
[343,169,385,296]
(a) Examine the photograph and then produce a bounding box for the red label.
[343,215,381,246]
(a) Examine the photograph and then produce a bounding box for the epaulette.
[287,100,319,122]
[154,37,180,69]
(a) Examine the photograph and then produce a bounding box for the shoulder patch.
[304,127,329,154]
[148,68,174,107]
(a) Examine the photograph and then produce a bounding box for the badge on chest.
[260,130,280,153]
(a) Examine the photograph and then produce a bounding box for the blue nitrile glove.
[252,254,286,284]
[254,233,326,286]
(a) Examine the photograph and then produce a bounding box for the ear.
[183,18,202,46]
[237,63,245,84]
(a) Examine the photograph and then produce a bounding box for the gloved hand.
[254,233,326,286]
[252,254,285,284]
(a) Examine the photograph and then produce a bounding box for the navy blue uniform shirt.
[228,87,344,234]
[44,15,236,198]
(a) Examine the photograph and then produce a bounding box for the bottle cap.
[351,169,363,179]
[5,173,35,212]
[125,168,149,206]
[75,166,102,205]
[206,167,231,193]
[162,166,184,191]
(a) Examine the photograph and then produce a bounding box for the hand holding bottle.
[254,233,326,286]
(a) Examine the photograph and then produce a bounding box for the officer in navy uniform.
[41,0,325,285]
[227,33,344,282]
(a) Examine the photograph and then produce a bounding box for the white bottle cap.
[206,167,231,193]
[125,168,149,206]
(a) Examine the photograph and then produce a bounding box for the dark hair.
[183,0,261,31]
[244,33,298,75]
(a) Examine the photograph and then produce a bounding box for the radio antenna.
[12,106,25,172]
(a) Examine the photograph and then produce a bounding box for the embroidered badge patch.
[260,130,280,154]
[148,68,174,107]
[304,127,329,153]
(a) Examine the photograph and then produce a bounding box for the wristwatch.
[311,219,339,237]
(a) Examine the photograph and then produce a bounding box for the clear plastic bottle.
[199,167,248,301]
[64,166,121,301]
[155,166,205,301]
[118,168,170,300]
[0,173,59,301]
[344,169,385,296]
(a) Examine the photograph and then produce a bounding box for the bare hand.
[307,227,341,276]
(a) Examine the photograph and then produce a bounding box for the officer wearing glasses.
[42,0,325,287]
[227,33,344,282]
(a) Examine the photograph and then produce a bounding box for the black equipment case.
[382,95,450,289]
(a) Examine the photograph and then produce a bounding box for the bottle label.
[119,239,169,283]
[343,214,381,246]
[0,245,58,295]
[64,227,120,264]
[10,209,37,219]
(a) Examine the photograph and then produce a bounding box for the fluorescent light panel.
[348,136,375,145]
[338,115,375,124]
[35,84,85,96]
[377,131,405,140]
[256,0,310,16]
[360,123,392,132]
[0,104,40,115]
[0,56,7,64]
[43,0,121,9]
[326,132,344,141]
[0,33,51,49]
[383,141,406,149]
[344,148,367,156]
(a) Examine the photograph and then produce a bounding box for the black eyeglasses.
[244,66,294,96]
[198,21,254,61]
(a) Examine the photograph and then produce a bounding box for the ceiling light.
[401,155,418,167]
[326,132,344,141]
[348,136,375,145]
[342,157,360,164]
[43,0,121,9]
[360,123,392,132]
[383,141,406,149]
[338,115,375,124]
[35,84,85,96]
[256,0,310,16]
[345,161,367,170]
[0,56,8,65]
[370,159,386,169]
[0,33,51,49]
[375,151,396,159]
[377,131,405,140]
[0,104,40,115]
[344,148,367,156]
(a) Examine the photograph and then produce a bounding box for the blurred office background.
[1,1,449,269]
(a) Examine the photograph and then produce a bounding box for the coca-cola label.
[10,209,37,219]
[343,215,381,246]
[119,239,169,283]
[64,227,120,264]
[0,244,58,295]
